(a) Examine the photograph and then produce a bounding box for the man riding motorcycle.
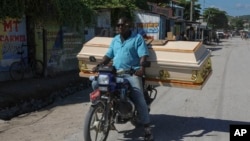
[91,16,154,141]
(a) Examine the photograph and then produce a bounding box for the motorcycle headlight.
[98,74,109,85]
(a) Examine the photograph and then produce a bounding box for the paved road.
[1,37,250,141]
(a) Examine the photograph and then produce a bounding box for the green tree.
[0,0,149,47]
[0,0,148,28]
[203,7,228,30]
[84,0,149,26]
[0,0,95,28]
[0,0,25,20]
[231,18,244,30]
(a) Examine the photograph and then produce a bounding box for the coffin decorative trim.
[145,57,211,81]
[159,70,170,80]
[78,57,212,89]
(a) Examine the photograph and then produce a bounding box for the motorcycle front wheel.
[83,103,110,141]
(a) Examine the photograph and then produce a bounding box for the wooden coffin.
[77,37,212,89]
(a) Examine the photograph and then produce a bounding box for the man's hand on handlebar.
[92,64,101,72]
[92,56,111,72]
[92,66,98,72]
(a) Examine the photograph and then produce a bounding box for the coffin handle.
[159,70,170,80]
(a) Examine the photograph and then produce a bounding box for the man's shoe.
[144,127,154,141]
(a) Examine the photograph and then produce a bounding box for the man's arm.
[99,55,111,66]
[140,55,147,66]
[92,55,111,72]
[135,55,147,77]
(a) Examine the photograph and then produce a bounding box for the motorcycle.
[83,64,157,141]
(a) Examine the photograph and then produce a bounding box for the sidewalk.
[0,70,87,119]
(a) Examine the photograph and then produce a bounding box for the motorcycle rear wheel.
[83,103,110,141]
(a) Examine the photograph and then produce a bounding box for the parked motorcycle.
[83,64,157,141]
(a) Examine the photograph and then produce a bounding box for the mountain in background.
[228,15,250,21]
[238,15,250,20]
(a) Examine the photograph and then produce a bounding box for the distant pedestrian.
[216,37,219,45]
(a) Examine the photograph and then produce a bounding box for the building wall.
[0,17,85,81]
[35,23,84,76]
[0,17,27,72]
[134,11,166,40]
[0,17,27,81]
[95,10,114,37]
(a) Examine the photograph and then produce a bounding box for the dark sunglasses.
[116,23,129,27]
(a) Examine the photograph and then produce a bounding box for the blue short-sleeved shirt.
[105,32,149,70]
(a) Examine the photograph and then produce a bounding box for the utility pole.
[190,0,194,21]
[203,0,205,12]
